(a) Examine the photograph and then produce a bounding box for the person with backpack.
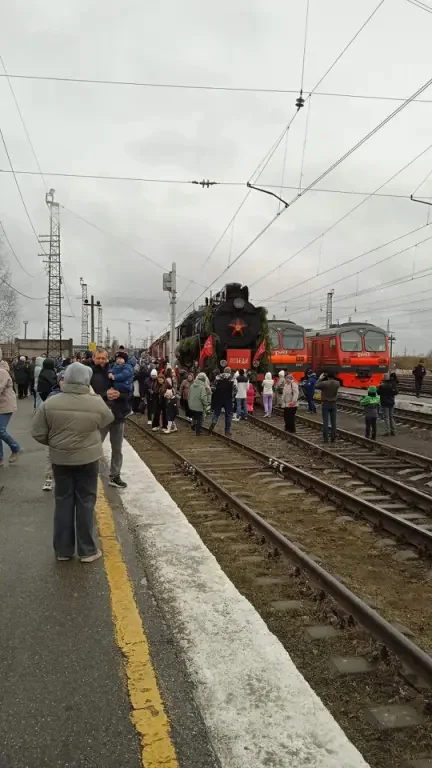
[209,367,235,436]
[37,358,58,402]
[188,373,211,436]
[360,385,380,440]
[377,373,397,436]
[275,370,285,407]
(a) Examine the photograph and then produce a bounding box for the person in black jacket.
[37,358,58,402]
[209,367,235,436]
[88,349,129,489]
[377,372,397,436]
[14,356,30,398]
[412,360,426,398]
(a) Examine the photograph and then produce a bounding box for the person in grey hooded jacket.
[32,362,113,563]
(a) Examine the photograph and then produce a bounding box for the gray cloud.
[1,0,432,353]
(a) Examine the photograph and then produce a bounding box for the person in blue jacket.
[108,351,134,394]
[302,369,317,413]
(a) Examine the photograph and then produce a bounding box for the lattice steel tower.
[325,289,334,328]
[97,303,103,347]
[42,190,62,358]
[80,277,89,349]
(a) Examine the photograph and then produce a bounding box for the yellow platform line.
[96,482,178,768]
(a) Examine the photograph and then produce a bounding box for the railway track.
[125,417,432,767]
[395,376,432,398]
[277,407,432,495]
[335,395,432,430]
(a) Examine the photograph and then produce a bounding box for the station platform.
[0,400,370,768]
[341,386,432,413]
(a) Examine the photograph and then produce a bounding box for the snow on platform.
[108,439,371,768]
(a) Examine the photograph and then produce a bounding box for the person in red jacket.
[246,382,255,414]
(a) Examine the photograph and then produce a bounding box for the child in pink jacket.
[246,382,255,414]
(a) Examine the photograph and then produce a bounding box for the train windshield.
[269,327,280,350]
[281,327,304,350]
[364,330,386,352]
[340,330,362,351]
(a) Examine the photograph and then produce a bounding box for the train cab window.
[269,327,280,350]
[281,328,304,350]
[364,330,386,352]
[340,330,362,351]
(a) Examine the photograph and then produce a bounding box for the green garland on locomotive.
[176,283,270,369]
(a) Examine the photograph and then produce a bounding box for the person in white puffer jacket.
[262,372,274,417]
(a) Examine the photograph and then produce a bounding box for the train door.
[311,339,320,371]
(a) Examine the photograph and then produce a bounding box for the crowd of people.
[0,343,421,564]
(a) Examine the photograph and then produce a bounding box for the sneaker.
[42,478,53,492]
[9,449,22,464]
[109,475,128,489]
[225,431,232,437]
[80,549,102,564]
[125,410,134,418]
[152,426,160,431]
[162,428,171,434]
[170,423,178,432]
[56,556,72,562]
[148,420,152,425]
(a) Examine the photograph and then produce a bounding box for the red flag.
[252,339,266,365]
[199,335,213,367]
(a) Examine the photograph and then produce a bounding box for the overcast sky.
[1,0,432,354]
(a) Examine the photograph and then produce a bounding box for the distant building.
[14,338,73,359]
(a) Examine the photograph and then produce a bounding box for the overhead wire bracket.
[247,181,289,209]
[191,179,218,188]
[410,194,432,207]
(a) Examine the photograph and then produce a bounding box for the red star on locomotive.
[228,318,247,336]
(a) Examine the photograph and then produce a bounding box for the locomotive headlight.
[233,297,245,309]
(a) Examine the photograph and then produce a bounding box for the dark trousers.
[211,404,232,434]
[152,400,167,429]
[52,462,99,558]
[17,383,28,398]
[283,406,297,433]
[131,396,141,413]
[190,410,203,435]
[322,402,337,442]
[305,391,316,413]
[415,378,423,397]
[365,417,377,440]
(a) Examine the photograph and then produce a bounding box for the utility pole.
[97,303,103,347]
[80,277,89,349]
[23,321,28,340]
[127,322,132,350]
[90,295,95,345]
[104,326,111,350]
[325,289,334,328]
[41,189,62,358]
[163,262,177,364]
[386,319,396,362]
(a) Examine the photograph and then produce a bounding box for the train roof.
[268,319,305,331]
[306,322,386,338]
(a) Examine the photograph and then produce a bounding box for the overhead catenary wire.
[0,168,426,200]
[406,0,432,13]
[264,231,432,314]
[256,220,432,305]
[253,138,432,297]
[0,55,48,190]
[177,1,388,318]
[0,220,43,278]
[299,0,310,94]
[0,125,47,255]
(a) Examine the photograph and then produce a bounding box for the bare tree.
[0,245,19,343]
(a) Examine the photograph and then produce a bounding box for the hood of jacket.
[264,372,272,380]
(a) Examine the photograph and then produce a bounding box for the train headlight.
[233,297,245,309]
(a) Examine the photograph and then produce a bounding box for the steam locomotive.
[148,283,264,369]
